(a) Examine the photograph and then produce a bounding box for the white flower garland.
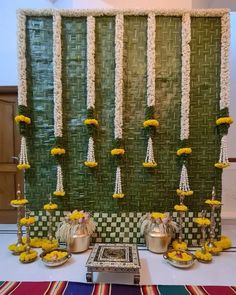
[114,14,124,140]
[19,136,29,166]
[53,12,63,138]
[17,12,27,107]
[218,136,229,165]
[179,164,190,192]
[145,137,156,165]
[180,13,191,141]
[220,13,230,110]
[87,16,96,110]
[55,165,65,193]
[86,137,96,163]
[147,13,156,107]
[113,166,124,198]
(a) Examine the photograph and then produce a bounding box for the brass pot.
[68,225,90,253]
[145,225,171,254]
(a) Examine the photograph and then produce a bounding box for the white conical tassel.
[113,166,124,198]
[179,164,190,192]
[219,135,229,164]
[17,136,30,169]
[54,164,65,196]
[87,137,96,162]
[143,137,157,167]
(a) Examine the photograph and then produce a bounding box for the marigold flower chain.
[194,217,211,226]
[43,203,58,210]
[20,216,35,226]
[15,115,31,124]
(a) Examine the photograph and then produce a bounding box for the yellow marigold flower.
[194,250,212,261]
[17,164,31,170]
[216,117,234,125]
[168,250,192,262]
[194,217,211,226]
[20,216,35,226]
[204,243,222,254]
[143,119,159,128]
[214,162,230,169]
[111,148,125,155]
[43,250,68,261]
[143,162,157,168]
[151,212,166,219]
[172,240,188,251]
[205,199,222,206]
[10,199,28,206]
[84,161,98,167]
[8,243,26,253]
[84,119,99,126]
[41,239,59,252]
[22,237,43,248]
[176,147,192,156]
[215,235,232,250]
[68,210,85,220]
[15,115,31,124]
[53,191,65,197]
[176,189,193,196]
[43,203,58,210]
[113,193,125,199]
[50,148,66,155]
[174,204,188,212]
[19,250,38,262]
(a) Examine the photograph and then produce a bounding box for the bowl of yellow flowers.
[40,248,71,267]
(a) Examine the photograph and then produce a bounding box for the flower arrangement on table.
[194,250,212,262]
[19,249,38,263]
[8,243,26,253]
[56,210,96,243]
[167,250,192,262]
[42,250,68,261]
[139,212,177,236]
[22,237,43,248]
[41,239,59,252]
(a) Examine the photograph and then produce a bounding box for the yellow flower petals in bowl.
[43,203,58,210]
[19,250,38,263]
[113,193,125,199]
[41,239,59,252]
[214,162,230,169]
[176,148,192,156]
[143,162,157,168]
[50,148,66,155]
[84,161,98,168]
[8,243,26,254]
[174,204,188,212]
[194,250,212,262]
[172,240,188,251]
[22,237,43,248]
[194,217,211,226]
[40,249,71,267]
[143,119,159,128]
[84,118,99,126]
[10,199,28,206]
[20,217,35,226]
[167,250,192,262]
[53,191,65,197]
[17,164,31,170]
[111,148,125,156]
[205,199,222,206]
[164,250,196,268]
[215,235,232,250]
[43,250,68,261]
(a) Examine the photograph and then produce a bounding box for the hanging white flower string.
[215,136,230,168]
[55,165,65,196]
[113,166,124,199]
[112,14,125,199]
[144,137,157,168]
[52,12,65,196]
[84,16,98,168]
[17,136,30,170]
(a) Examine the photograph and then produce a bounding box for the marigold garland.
[113,193,125,199]
[216,116,233,125]
[151,212,166,220]
[10,199,28,206]
[172,240,188,251]
[84,161,98,167]
[194,250,212,261]
[176,147,192,156]
[53,191,65,197]
[194,217,211,226]
[176,189,193,197]
[174,204,188,212]
[43,203,58,210]
[111,148,125,156]
[214,162,230,169]
[20,216,35,226]
[205,199,222,206]
[15,115,31,124]
[143,162,157,168]
[143,119,159,128]
[84,118,98,126]
[50,148,66,155]
[17,163,31,170]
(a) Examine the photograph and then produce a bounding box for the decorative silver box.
[86,243,140,284]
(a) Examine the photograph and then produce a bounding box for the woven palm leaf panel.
[25,15,221,217]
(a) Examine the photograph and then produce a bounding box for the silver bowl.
[163,250,196,268]
[40,248,71,267]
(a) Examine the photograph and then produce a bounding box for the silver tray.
[40,248,71,267]
[163,250,196,268]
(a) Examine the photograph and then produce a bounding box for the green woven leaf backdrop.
[24,15,222,215]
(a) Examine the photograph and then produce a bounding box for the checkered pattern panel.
[29,211,221,246]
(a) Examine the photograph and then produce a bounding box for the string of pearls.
[19,136,29,165]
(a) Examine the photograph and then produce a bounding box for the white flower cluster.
[180,13,191,141]
[220,13,230,110]
[114,14,124,140]
[86,137,96,162]
[145,137,156,164]
[87,16,96,109]
[147,13,156,107]
[56,165,65,193]
[53,12,63,138]
[179,164,190,192]
[19,136,29,166]
[17,13,27,107]
[219,136,229,164]
[114,166,123,195]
